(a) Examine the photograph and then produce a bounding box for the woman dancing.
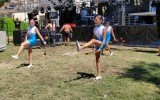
[76,15,106,80]
[11,19,46,68]
[103,21,117,56]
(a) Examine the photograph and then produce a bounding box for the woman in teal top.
[11,19,46,68]
[103,21,117,56]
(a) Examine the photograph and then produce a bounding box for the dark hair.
[29,19,35,22]
[103,20,110,25]
[94,15,103,20]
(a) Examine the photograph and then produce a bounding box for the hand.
[114,38,118,42]
[43,42,47,46]
[95,49,100,54]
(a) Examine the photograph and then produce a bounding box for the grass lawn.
[0,42,160,100]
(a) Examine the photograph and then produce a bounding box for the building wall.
[12,12,28,22]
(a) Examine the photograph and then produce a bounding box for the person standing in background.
[103,21,118,56]
[14,18,21,30]
[45,20,56,31]
[59,24,73,46]
[151,0,156,12]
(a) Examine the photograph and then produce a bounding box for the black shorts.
[63,31,70,37]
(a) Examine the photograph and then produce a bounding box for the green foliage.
[0,0,10,5]
[20,22,29,30]
[1,17,15,33]
[0,17,29,36]
[0,0,4,4]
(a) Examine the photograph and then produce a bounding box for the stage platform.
[12,25,160,47]
[57,25,160,47]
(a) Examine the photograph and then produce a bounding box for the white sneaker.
[109,52,113,56]
[11,55,19,59]
[76,41,81,52]
[94,76,102,80]
[27,64,32,68]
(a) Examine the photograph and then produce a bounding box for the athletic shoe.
[27,64,32,68]
[76,41,81,52]
[11,55,19,59]
[109,52,113,56]
[94,76,102,80]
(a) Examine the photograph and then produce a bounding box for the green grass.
[0,42,160,100]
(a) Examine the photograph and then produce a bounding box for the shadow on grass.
[120,62,160,88]
[133,49,158,54]
[111,47,124,51]
[64,72,95,83]
[16,63,29,69]
[85,52,94,55]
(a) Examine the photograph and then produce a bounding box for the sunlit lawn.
[0,42,160,100]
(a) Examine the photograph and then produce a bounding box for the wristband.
[42,40,45,43]
[99,46,103,51]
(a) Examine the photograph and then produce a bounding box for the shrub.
[0,17,29,36]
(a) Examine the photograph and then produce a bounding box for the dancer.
[103,21,117,56]
[76,15,106,80]
[59,24,73,46]
[11,19,46,68]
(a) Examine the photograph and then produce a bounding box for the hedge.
[0,17,29,36]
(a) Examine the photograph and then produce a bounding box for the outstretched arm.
[35,28,46,45]
[25,32,28,42]
[59,26,64,33]
[111,27,118,41]
[70,26,73,32]
[45,24,49,29]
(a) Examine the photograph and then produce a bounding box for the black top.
[14,21,21,29]
[151,1,156,7]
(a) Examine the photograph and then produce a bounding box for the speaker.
[55,33,63,45]
[98,2,109,16]
[0,31,7,51]
[81,19,88,26]
[13,30,27,46]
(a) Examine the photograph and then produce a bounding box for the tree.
[0,0,4,6]
[0,0,11,5]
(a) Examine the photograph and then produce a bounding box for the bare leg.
[106,43,112,54]
[28,47,32,65]
[67,37,69,44]
[16,41,30,56]
[68,37,70,42]
[95,52,101,77]
[64,37,67,45]
[81,39,101,50]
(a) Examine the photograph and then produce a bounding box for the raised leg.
[16,41,30,56]
[81,39,101,50]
